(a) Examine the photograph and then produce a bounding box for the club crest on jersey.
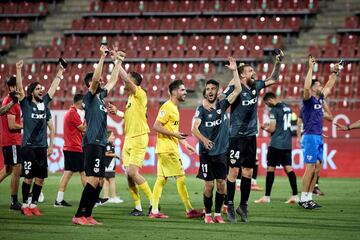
[242,93,247,97]
[314,104,322,109]
[230,159,236,164]
[208,114,212,118]
[93,167,99,173]
[252,90,256,95]
[216,109,221,114]
[203,173,207,178]
[160,110,166,117]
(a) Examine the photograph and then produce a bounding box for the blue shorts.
[302,134,323,164]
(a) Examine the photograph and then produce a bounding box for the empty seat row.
[0,2,48,15]
[72,16,301,31]
[89,0,317,13]
[0,19,30,33]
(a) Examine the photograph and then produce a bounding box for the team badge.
[25,170,29,175]
[203,173,207,178]
[208,114,212,118]
[160,110,166,117]
[230,159,236,164]
[93,167,99,173]
[195,110,200,117]
[242,93,247,96]
[252,90,256,95]
[216,109,221,114]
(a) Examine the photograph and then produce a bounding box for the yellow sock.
[176,176,192,211]
[152,176,167,213]
[129,184,141,210]
[139,181,153,205]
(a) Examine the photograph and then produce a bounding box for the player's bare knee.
[267,166,275,172]
[34,178,44,186]
[284,166,293,174]
[228,167,239,181]
[24,178,33,185]
[242,167,252,178]
[216,179,226,193]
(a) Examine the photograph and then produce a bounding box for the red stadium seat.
[258,63,273,74]
[134,63,151,75]
[82,36,96,50]
[118,1,134,12]
[47,46,62,59]
[163,1,178,12]
[271,0,287,10]
[0,19,12,31]
[343,16,359,29]
[72,19,84,30]
[288,0,304,10]
[90,1,103,12]
[338,74,355,86]
[237,35,251,47]
[145,0,162,12]
[222,0,240,11]
[0,36,11,52]
[254,17,268,29]
[33,2,49,15]
[85,18,100,30]
[222,17,237,29]
[304,0,318,12]
[183,73,196,91]
[216,45,232,58]
[207,17,222,29]
[126,35,141,50]
[308,45,322,58]
[103,1,118,12]
[66,35,81,50]
[201,45,216,58]
[3,2,17,14]
[191,17,206,29]
[341,47,356,58]
[128,18,144,30]
[153,46,169,58]
[342,63,357,75]
[157,35,173,48]
[233,45,248,58]
[33,46,46,58]
[188,35,203,48]
[342,34,358,47]
[102,18,114,30]
[326,34,341,47]
[181,0,194,12]
[219,35,235,47]
[286,84,303,98]
[238,17,252,29]
[115,18,129,30]
[142,36,157,48]
[77,47,93,58]
[160,18,175,30]
[242,0,256,10]
[176,17,190,30]
[322,46,339,58]
[185,46,200,58]
[52,36,65,49]
[184,63,198,75]
[167,63,183,74]
[337,85,352,98]
[253,35,267,48]
[146,18,160,30]
[19,2,33,14]
[288,17,301,31]
[269,17,284,29]
[169,46,185,58]
[14,19,29,33]
[62,46,77,59]
[203,35,218,49]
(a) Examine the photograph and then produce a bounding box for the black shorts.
[267,146,292,167]
[22,147,48,179]
[104,172,115,179]
[229,135,257,168]
[197,153,228,181]
[83,144,105,177]
[63,150,85,172]
[2,145,22,165]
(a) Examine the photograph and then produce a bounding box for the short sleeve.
[221,85,235,98]
[43,94,52,107]
[71,109,82,128]
[194,106,204,120]
[255,80,265,92]
[220,98,230,111]
[156,105,169,124]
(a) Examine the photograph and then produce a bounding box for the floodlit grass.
[1,174,360,240]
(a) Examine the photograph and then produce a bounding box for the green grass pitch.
[1,174,360,240]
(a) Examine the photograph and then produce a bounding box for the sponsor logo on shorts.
[230,159,236,164]
[25,170,29,175]
[93,167,99,173]
[203,173,207,178]
[306,155,313,161]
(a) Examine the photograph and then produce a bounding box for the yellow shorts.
[122,134,149,168]
[157,152,185,177]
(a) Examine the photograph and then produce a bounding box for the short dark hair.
[237,64,252,74]
[84,72,94,88]
[6,76,16,87]
[73,93,84,104]
[311,79,320,87]
[168,79,184,95]
[129,72,142,86]
[205,79,219,88]
[263,92,276,102]
[27,81,40,97]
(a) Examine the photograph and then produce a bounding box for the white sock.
[300,192,307,202]
[308,192,313,201]
[22,203,28,208]
[214,212,221,217]
[251,178,257,185]
[152,208,159,214]
[135,205,142,211]
[56,191,64,202]
[205,213,212,217]
[30,203,37,208]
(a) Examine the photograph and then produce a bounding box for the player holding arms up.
[192,57,241,224]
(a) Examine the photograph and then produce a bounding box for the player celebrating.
[150,80,203,219]
[254,92,298,204]
[226,50,284,223]
[0,76,22,210]
[108,66,153,216]
[298,55,340,209]
[72,46,124,225]
[192,57,241,224]
[15,59,64,216]
[54,94,86,207]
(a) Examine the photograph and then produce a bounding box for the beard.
[207,95,216,103]
[34,95,43,102]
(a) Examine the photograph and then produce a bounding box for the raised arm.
[118,64,137,95]
[303,55,316,100]
[104,50,126,92]
[322,63,340,99]
[264,49,284,87]
[224,57,241,104]
[47,64,65,99]
[16,60,25,101]
[89,45,108,95]
[0,101,14,116]
[322,101,333,122]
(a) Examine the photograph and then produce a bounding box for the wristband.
[347,124,351,130]
[116,110,124,118]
